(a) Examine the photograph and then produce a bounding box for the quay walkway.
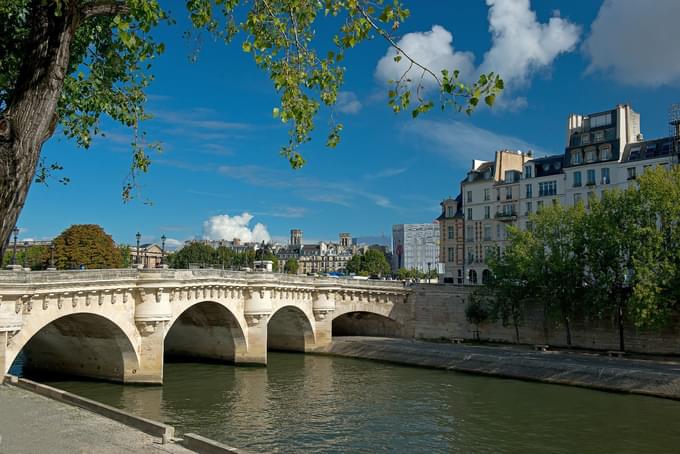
[0,384,192,454]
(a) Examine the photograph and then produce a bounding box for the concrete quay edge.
[180,433,248,454]
[312,337,680,401]
[2,374,247,452]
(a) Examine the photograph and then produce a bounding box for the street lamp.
[135,232,141,267]
[427,262,432,283]
[23,241,29,269]
[160,234,166,267]
[11,227,19,265]
[49,242,55,269]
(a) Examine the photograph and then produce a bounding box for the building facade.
[276,230,363,275]
[448,104,679,284]
[392,223,440,273]
[437,196,465,283]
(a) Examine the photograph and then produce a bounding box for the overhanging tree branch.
[81,1,130,20]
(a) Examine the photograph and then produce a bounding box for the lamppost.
[160,234,166,267]
[11,227,19,266]
[49,242,55,270]
[427,262,432,283]
[135,232,141,268]
[23,241,29,269]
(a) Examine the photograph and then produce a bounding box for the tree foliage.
[52,224,123,269]
[2,244,50,270]
[346,248,390,276]
[284,258,299,274]
[168,242,278,270]
[485,166,680,350]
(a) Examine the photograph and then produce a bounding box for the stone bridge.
[0,269,412,384]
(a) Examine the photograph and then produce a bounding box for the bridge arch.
[332,311,405,338]
[8,312,140,382]
[267,305,316,352]
[164,300,248,363]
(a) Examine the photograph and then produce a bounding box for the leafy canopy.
[1,0,503,198]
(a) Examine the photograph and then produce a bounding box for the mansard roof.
[621,137,677,163]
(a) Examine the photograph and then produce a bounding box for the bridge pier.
[0,299,23,376]
[312,287,336,348]
[235,315,269,365]
[132,286,172,384]
[131,321,166,384]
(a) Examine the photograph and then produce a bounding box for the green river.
[25,352,680,453]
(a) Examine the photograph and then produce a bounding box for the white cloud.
[480,0,581,88]
[164,238,184,250]
[375,25,476,88]
[402,119,546,164]
[202,212,271,243]
[374,0,580,105]
[583,0,680,86]
[364,167,407,179]
[336,91,362,114]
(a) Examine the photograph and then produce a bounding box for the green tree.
[118,244,131,268]
[527,202,587,346]
[168,242,216,269]
[53,224,123,269]
[284,258,299,274]
[347,249,390,276]
[485,227,537,343]
[629,165,680,327]
[581,188,651,352]
[465,291,490,340]
[2,244,50,270]
[0,1,502,256]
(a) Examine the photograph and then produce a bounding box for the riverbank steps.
[315,337,680,400]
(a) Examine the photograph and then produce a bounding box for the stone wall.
[409,284,680,355]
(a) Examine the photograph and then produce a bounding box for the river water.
[28,352,680,453]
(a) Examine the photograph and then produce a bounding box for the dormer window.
[599,145,611,161]
[571,149,583,165]
[594,130,604,143]
[524,165,532,178]
[581,133,591,145]
[585,147,596,163]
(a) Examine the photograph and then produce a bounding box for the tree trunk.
[618,298,625,352]
[513,318,521,344]
[564,315,572,347]
[0,2,79,257]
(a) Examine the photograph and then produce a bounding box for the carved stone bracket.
[136,320,163,336]
[313,309,334,322]
[99,292,106,306]
[155,288,163,303]
[44,294,54,310]
[244,313,269,326]
[111,292,118,305]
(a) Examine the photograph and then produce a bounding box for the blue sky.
[16,0,680,248]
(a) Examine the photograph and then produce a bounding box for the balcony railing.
[495,211,517,221]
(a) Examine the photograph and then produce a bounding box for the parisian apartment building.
[439,103,680,285]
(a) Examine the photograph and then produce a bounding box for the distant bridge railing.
[0,269,407,291]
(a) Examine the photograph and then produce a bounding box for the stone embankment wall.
[409,285,680,355]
